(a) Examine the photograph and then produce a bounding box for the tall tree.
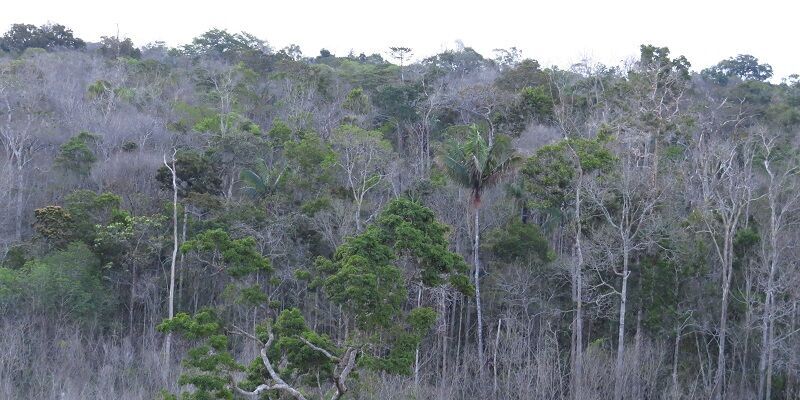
[330,124,395,232]
[585,136,663,400]
[0,60,48,242]
[162,150,178,360]
[755,130,800,400]
[389,46,413,83]
[441,125,517,373]
[522,134,614,398]
[691,126,756,400]
[160,198,469,399]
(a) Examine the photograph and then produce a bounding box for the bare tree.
[585,135,662,400]
[755,129,800,400]
[691,123,756,400]
[330,125,395,232]
[0,60,48,242]
[445,80,508,146]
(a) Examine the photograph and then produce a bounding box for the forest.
[0,22,799,400]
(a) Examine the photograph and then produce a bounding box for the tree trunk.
[15,165,24,242]
[786,302,797,400]
[493,318,502,394]
[177,207,187,310]
[766,299,775,400]
[713,236,733,400]
[572,175,585,400]
[758,284,773,400]
[741,269,754,394]
[355,196,362,233]
[129,262,137,338]
[441,289,448,378]
[473,206,485,374]
[672,327,682,399]
[633,297,644,399]
[414,285,422,387]
[759,199,780,400]
[164,153,179,361]
[614,245,630,400]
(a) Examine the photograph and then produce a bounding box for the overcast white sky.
[2,0,798,79]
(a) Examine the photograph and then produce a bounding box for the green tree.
[0,23,85,53]
[702,54,773,84]
[181,228,271,279]
[94,213,165,335]
[342,87,371,115]
[239,160,285,201]
[181,29,270,66]
[0,243,113,325]
[32,206,74,248]
[520,134,614,395]
[156,150,222,198]
[160,199,468,399]
[33,191,123,248]
[55,131,98,177]
[98,36,141,59]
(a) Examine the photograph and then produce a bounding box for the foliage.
[157,309,239,399]
[156,150,223,198]
[440,125,519,205]
[181,228,272,278]
[99,36,141,59]
[0,243,113,324]
[0,23,85,53]
[55,131,98,176]
[315,198,470,366]
[521,135,614,209]
[33,206,75,248]
[181,29,270,63]
[702,54,774,84]
[484,220,552,264]
[343,87,371,114]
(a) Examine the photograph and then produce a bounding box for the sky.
[2,0,798,79]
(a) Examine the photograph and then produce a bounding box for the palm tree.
[441,125,518,373]
[239,159,285,201]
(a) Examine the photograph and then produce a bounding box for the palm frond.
[439,125,519,207]
[240,165,268,199]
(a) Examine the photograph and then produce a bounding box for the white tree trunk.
[414,285,422,387]
[493,318,502,394]
[163,152,178,360]
[672,327,682,399]
[14,166,23,242]
[473,206,484,373]
[713,235,733,400]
